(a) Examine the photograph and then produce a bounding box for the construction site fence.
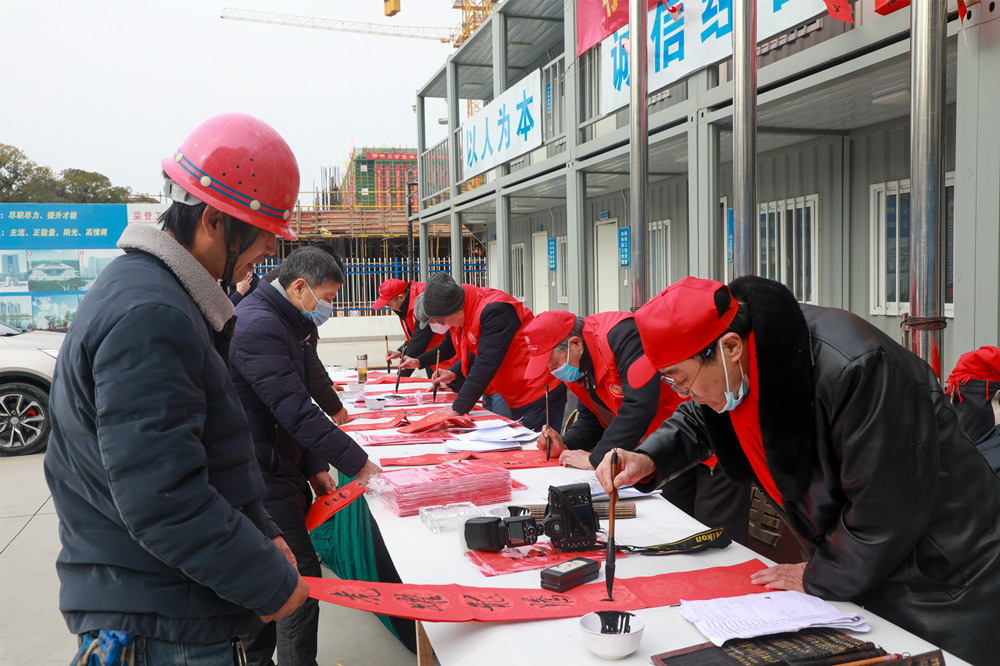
[254,256,488,316]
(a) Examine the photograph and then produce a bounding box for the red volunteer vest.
[570,312,682,440]
[400,282,454,371]
[454,285,560,409]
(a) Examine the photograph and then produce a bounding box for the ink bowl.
[364,396,386,410]
[579,611,644,660]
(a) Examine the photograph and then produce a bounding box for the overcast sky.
[1,1,458,199]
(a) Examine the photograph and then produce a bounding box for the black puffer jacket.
[44,224,298,644]
[637,276,1000,665]
[229,279,368,529]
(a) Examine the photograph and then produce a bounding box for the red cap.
[522,310,577,380]
[627,277,738,388]
[373,279,410,310]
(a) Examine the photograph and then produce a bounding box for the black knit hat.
[420,272,465,318]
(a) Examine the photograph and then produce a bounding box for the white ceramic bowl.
[364,396,386,410]
[578,611,645,660]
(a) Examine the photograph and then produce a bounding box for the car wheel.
[0,382,51,456]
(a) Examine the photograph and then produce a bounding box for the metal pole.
[732,0,757,278]
[907,0,947,374]
[628,0,648,309]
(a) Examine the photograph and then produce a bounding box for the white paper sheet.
[678,590,870,646]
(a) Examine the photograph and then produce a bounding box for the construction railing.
[256,257,488,316]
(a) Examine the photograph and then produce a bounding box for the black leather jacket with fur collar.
[637,276,1000,665]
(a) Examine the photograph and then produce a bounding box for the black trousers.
[660,464,751,546]
[241,525,321,666]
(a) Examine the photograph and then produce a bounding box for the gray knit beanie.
[420,272,465,318]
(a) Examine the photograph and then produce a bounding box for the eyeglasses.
[659,349,711,396]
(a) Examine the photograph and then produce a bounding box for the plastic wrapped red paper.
[371,460,512,516]
[380,449,560,469]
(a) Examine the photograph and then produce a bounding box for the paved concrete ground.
[0,453,423,666]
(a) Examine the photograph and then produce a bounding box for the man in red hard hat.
[374,278,455,376]
[45,113,308,665]
[595,275,1000,665]
[522,309,749,545]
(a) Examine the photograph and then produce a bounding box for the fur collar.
[701,276,815,504]
[117,224,234,332]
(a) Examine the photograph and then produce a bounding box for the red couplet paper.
[378,449,559,469]
[360,433,452,446]
[375,460,512,516]
[380,451,474,467]
[306,558,768,622]
[304,481,367,532]
[398,412,475,433]
[473,449,562,469]
[466,542,625,577]
[339,413,409,432]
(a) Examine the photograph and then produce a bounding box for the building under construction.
[267,147,481,273]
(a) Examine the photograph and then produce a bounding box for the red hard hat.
[162,113,299,240]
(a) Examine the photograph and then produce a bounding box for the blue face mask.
[551,361,582,383]
[717,339,748,413]
[301,283,334,326]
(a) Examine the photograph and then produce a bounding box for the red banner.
[307,558,768,622]
[577,0,664,56]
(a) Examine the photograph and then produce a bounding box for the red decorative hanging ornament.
[824,0,855,23]
[874,0,910,16]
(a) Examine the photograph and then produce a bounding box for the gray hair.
[278,246,344,289]
[554,316,586,350]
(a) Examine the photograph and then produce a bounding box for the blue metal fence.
[255,257,488,315]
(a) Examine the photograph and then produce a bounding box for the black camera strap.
[616,527,732,556]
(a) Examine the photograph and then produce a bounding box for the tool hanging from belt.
[72,630,135,666]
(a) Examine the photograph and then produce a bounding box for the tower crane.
[220,7,455,43]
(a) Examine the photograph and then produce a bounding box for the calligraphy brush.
[605,449,619,601]
[544,385,551,461]
[431,348,441,402]
[385,336,391,374]
[394,341,408,394]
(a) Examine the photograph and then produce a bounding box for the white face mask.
[429,322,450,334]
[716,338,749,413]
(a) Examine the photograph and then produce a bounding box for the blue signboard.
[726,208,734,262]
[547,237,557,272]
[0,203,165,331]
[618,226,630,267]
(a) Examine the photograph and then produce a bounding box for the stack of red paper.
[373,460,512,516]
[397,412,475,433]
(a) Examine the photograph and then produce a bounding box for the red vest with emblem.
[454,285,561,408]
[401,282,454,371]
[572,311,683,440]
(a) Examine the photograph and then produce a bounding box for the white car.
[0,322,64,456]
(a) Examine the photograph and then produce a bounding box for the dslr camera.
[462,483,598,552]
